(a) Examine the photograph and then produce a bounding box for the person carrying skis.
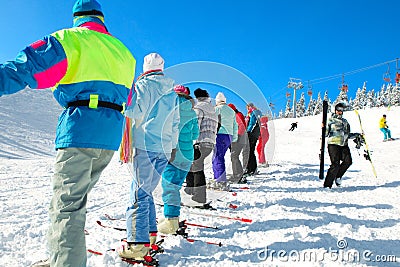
[158,85,199,234]
[185,88,218,205]
[228,103,249,183]
[243,103,262,176]
[289,122,298,131]
[118,53,180,260]
[257,115,270,167]
[212,92,238,190]
[323,103,358,188]
[0,1,136,266]
[379,114,394,141]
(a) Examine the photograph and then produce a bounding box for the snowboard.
[354,110,377,178]
[319,100,328,180]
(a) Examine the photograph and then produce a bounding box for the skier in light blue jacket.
[158,85,199,234]
[119,53,180,260]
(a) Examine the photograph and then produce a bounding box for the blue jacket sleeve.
[0,53,38,96]
[0,35,67,97]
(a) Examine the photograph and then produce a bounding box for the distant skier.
[289,122,298,131]
[379,114,394,141]
[323,103,359,188]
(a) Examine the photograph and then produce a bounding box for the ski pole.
[180,220,219,229]
[185,237,222,247]
[187,211,252,223]
[96,220,125,231]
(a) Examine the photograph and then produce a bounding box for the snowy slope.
[0,89,399,267]
[0,89,60,159]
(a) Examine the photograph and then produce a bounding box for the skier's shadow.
[329,180,400,192]
[164,164,400,264]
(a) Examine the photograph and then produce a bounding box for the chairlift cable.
[308,58,398,85]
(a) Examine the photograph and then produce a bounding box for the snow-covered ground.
[0,89,399,266]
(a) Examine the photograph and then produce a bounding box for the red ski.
[96,220,223,247]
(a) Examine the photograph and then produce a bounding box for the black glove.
[193,144,201,160]
[353,133,365,149]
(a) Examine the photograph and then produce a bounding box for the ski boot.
[157,217,179,235]
[117,241,150,260]
[149,233,164,254]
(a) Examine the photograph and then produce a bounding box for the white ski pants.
[48,148,114,267]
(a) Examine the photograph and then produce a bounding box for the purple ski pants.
[212,134,232,182]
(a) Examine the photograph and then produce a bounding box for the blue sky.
[1,0,399,114]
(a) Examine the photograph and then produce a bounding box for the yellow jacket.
[379,117,387,128]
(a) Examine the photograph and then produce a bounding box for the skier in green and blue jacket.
[324,103,356,188]
[0,1,136,266]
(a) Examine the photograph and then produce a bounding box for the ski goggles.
[335,107,344,112]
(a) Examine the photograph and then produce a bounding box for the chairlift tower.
[287,78,304,118]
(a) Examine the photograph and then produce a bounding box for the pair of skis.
[354,110,377,178]
[319,101,329,180]
[95,217,224,247]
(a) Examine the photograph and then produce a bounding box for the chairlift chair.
[307,80,313,97]
[383,63,391,82]
[339,74,348,92]
[340,84,348,93]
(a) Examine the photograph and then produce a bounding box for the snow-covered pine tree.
[380,83,390,107]
[306,97,316,116]
[359,82,368,108]
[365,89,376,108]
[284,99,292,118]
[277,81,399,120]
[375,85,386,107]
[352,87,362,109]
[313,92,323,115]
[388,84,400,107]
[296,92,306,117]
[393,83,400,106]
[334,89,349,109]
[348,97,353,109]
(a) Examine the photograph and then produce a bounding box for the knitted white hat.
[215,92,226,104]
[143,53,164,73]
